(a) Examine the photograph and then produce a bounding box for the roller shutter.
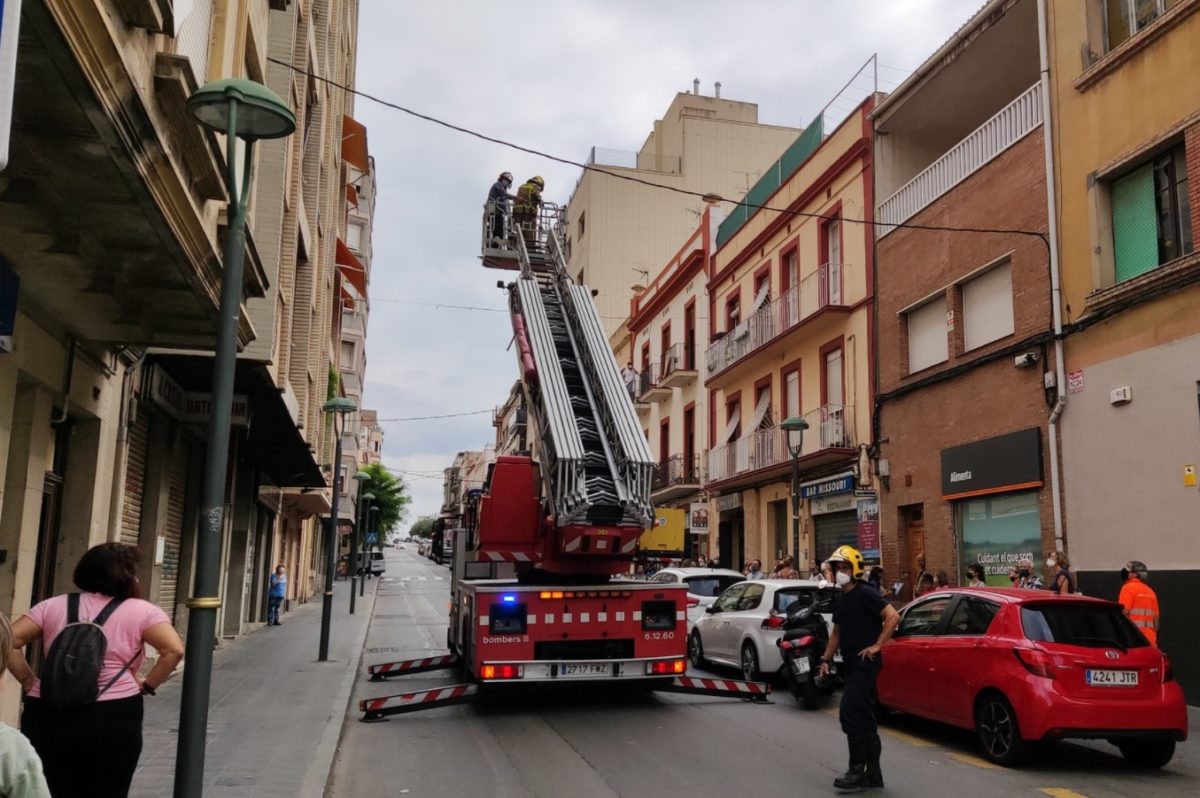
[813,510,858,564]
[158,441,190,622]
[119,411,151,547]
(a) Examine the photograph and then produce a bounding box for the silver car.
[648,567,747,626]
[690,578,823,681]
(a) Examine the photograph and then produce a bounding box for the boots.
[864,735,884,789]
[833,737,868,792]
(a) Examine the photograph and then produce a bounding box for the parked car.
[690,578,827,681]
[877,588,1187,768]
[356,551,385,578]
[648,567,746,626]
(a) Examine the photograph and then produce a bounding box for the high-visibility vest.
[516,183,542,215]
[1119,578,1160,644]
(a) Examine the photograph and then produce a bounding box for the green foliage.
[408,516,435,539]
[359,463,410,540]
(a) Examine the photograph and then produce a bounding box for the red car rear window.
[1020,603,1149,649]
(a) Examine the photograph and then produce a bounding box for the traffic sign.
[366,532,378,545]
[0,0,23,172]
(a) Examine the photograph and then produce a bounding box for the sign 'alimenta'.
[941,428,1043,500]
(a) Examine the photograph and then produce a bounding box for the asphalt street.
[327,549,1198,798]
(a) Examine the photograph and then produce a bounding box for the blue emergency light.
[501,594,518,604]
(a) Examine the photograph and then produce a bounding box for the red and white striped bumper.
[368,653,459,681]
[359,684,479,719]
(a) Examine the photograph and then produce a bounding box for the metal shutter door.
[120,412,151,547]
[158,441,189,622]
[814,510,859,564]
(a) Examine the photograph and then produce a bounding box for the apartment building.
[627,209,719,560]
[703,101,878,572]
[873,0,1056,597]
[566,85,801,336]
[1045,0,1200,700]
[493,383,531,457]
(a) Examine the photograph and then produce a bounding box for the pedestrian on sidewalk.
[269,564,288,626]
[5,543,185,798]
[1118,560,1160,645]
[0,612,51,797]
[819,545,899,791]
[1046,551,1076,595]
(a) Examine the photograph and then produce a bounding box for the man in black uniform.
[819,545,900,791]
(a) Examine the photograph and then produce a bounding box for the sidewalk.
[131,579,375,798]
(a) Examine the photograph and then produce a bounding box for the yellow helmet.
[530,176,545,188]
[827,544,865,579]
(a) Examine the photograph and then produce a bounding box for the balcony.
[707,264,847,377]
[705,404,856,487]
[637,364,671,403]
[651,454,702,502]
[876,82,1042,236]
[659,342,698,389]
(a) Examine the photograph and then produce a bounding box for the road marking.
[1040,790,1090,798]
[947,752,999,770]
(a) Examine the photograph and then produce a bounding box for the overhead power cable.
[375,409,493,421]
[264,56,1048,247]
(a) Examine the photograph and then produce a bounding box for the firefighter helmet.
[530,176,545,188]
[827,545,866,580]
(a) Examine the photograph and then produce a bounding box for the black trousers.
[22,694,144,798]
[839,656,881,739]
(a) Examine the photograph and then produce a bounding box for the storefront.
[687,501,709,561]
[714,492,744,570]
[804,472,880,565]
[942,428,1045,587]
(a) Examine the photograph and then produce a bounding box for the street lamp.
[365,505,379,598]
[781,416,810,564]
[348,470,372,614]
[320,397,358,661]
[175,78,294,798]
[353,488,375,611]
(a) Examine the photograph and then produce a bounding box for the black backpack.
[40,594,135,710]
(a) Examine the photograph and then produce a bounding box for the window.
[783,248,799,290]
[774,588,814,614]
[714,584,747,612]
[578,211,586,239]
[784,369,800,419]
[962,262,1014,351]
[683,574,743,598]
[944,598,1000,636]
[736,584,765,611]
[1112,144,1193,282]
[896,597,951,637]
[726,294,741,330]
[1021,604,1149,649]
[906,297,948,373]
[340,341,355,370]
[1104,0,1183,50]
[824,347,843,408]
[650,572,677,584]
[346,221,365,253]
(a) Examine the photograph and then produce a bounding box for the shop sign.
[146,366,187,417]
[856,495,880,561]
[809,493,857,516]
[688,502,709,533]
[800,472,855,500]
[146,365,250,426]
[182,394,251,427]
[941,428,1042,500]
[715,493,741,512]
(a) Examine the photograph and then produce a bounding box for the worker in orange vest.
[1118,560,1160,645]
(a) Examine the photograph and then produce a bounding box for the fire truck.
[359,200,769,720]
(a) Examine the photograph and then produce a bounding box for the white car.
[690,578,824,682]
[648,567,746,626]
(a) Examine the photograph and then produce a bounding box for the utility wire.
[265,56,1048,247]
[375,409,493,421]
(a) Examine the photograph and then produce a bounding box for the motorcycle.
[776,587,841,710]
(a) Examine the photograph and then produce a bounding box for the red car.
[877,588,1187,768]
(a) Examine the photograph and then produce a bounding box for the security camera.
[1014,353,1038,369]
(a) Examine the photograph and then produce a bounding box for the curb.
[299,583,379,798]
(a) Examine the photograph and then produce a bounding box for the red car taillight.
[687,596,701,608]
[1013,647,1055,679]
[761,615,785,629]
[1163,655,1174,683]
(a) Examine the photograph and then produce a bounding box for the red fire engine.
[359,200,769,720]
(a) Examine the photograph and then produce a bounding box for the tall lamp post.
[348,471,372,614]
[319,397,358,661]
[364,505,378,597]
[351,486,374,612]
[176,79,295,798]
[781,416,810,565]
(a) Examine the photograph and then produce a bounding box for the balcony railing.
[652,454,702,492]
[705,404,855,484]
[660,342,698,388]
[877,82,1042,236]
[707,264,845,375]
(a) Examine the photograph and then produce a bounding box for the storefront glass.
[957,490,1042,586]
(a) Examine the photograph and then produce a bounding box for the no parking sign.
[0,0,21,171]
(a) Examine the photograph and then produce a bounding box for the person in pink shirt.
[5,543,184,797]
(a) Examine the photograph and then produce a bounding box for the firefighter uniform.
[1119,574,1160,645]
[514,177,544,248]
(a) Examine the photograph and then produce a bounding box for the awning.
[722,406,741,443]
[280,488,333,517]
[342,115,369,172]
[749,389,772,431]
[336,238,368,297]
[346,184,359,208]
[146,354,325,487]
[340,282,356,311]
[751,282,770,313]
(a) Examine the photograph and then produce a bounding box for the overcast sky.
[354,0,985,527]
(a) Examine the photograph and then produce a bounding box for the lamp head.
[352,470,372,482]
[781,415,809,454]
[323,397,358,416]
[188,78,296,140]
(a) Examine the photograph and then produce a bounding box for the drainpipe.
[1038,0,1068,552]
[50,338,77,426]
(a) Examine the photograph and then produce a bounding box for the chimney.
[693,78,700,95]
[715,81,722,99]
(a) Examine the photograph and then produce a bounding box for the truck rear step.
[368,653,460,681]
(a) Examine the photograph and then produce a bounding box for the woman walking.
[6,543,184,797]
[268,564,287,626]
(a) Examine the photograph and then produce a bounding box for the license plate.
[792,658,811,675]
[1086,669,1138,687]
[558,663,612,678]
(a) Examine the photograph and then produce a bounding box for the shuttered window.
[158,442,190,623]
[120,412,151,547]
[962,262,1014,351]
[1112,164,1159,282]
[906,297,948,374]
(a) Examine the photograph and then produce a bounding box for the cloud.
[358,0,987,520]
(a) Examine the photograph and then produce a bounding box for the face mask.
[835,571,852,587]
[1120,567,1129,581]
[1046,558,1056,568]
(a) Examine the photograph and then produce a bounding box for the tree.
[409,517,435,540]
[359,463,410,542]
